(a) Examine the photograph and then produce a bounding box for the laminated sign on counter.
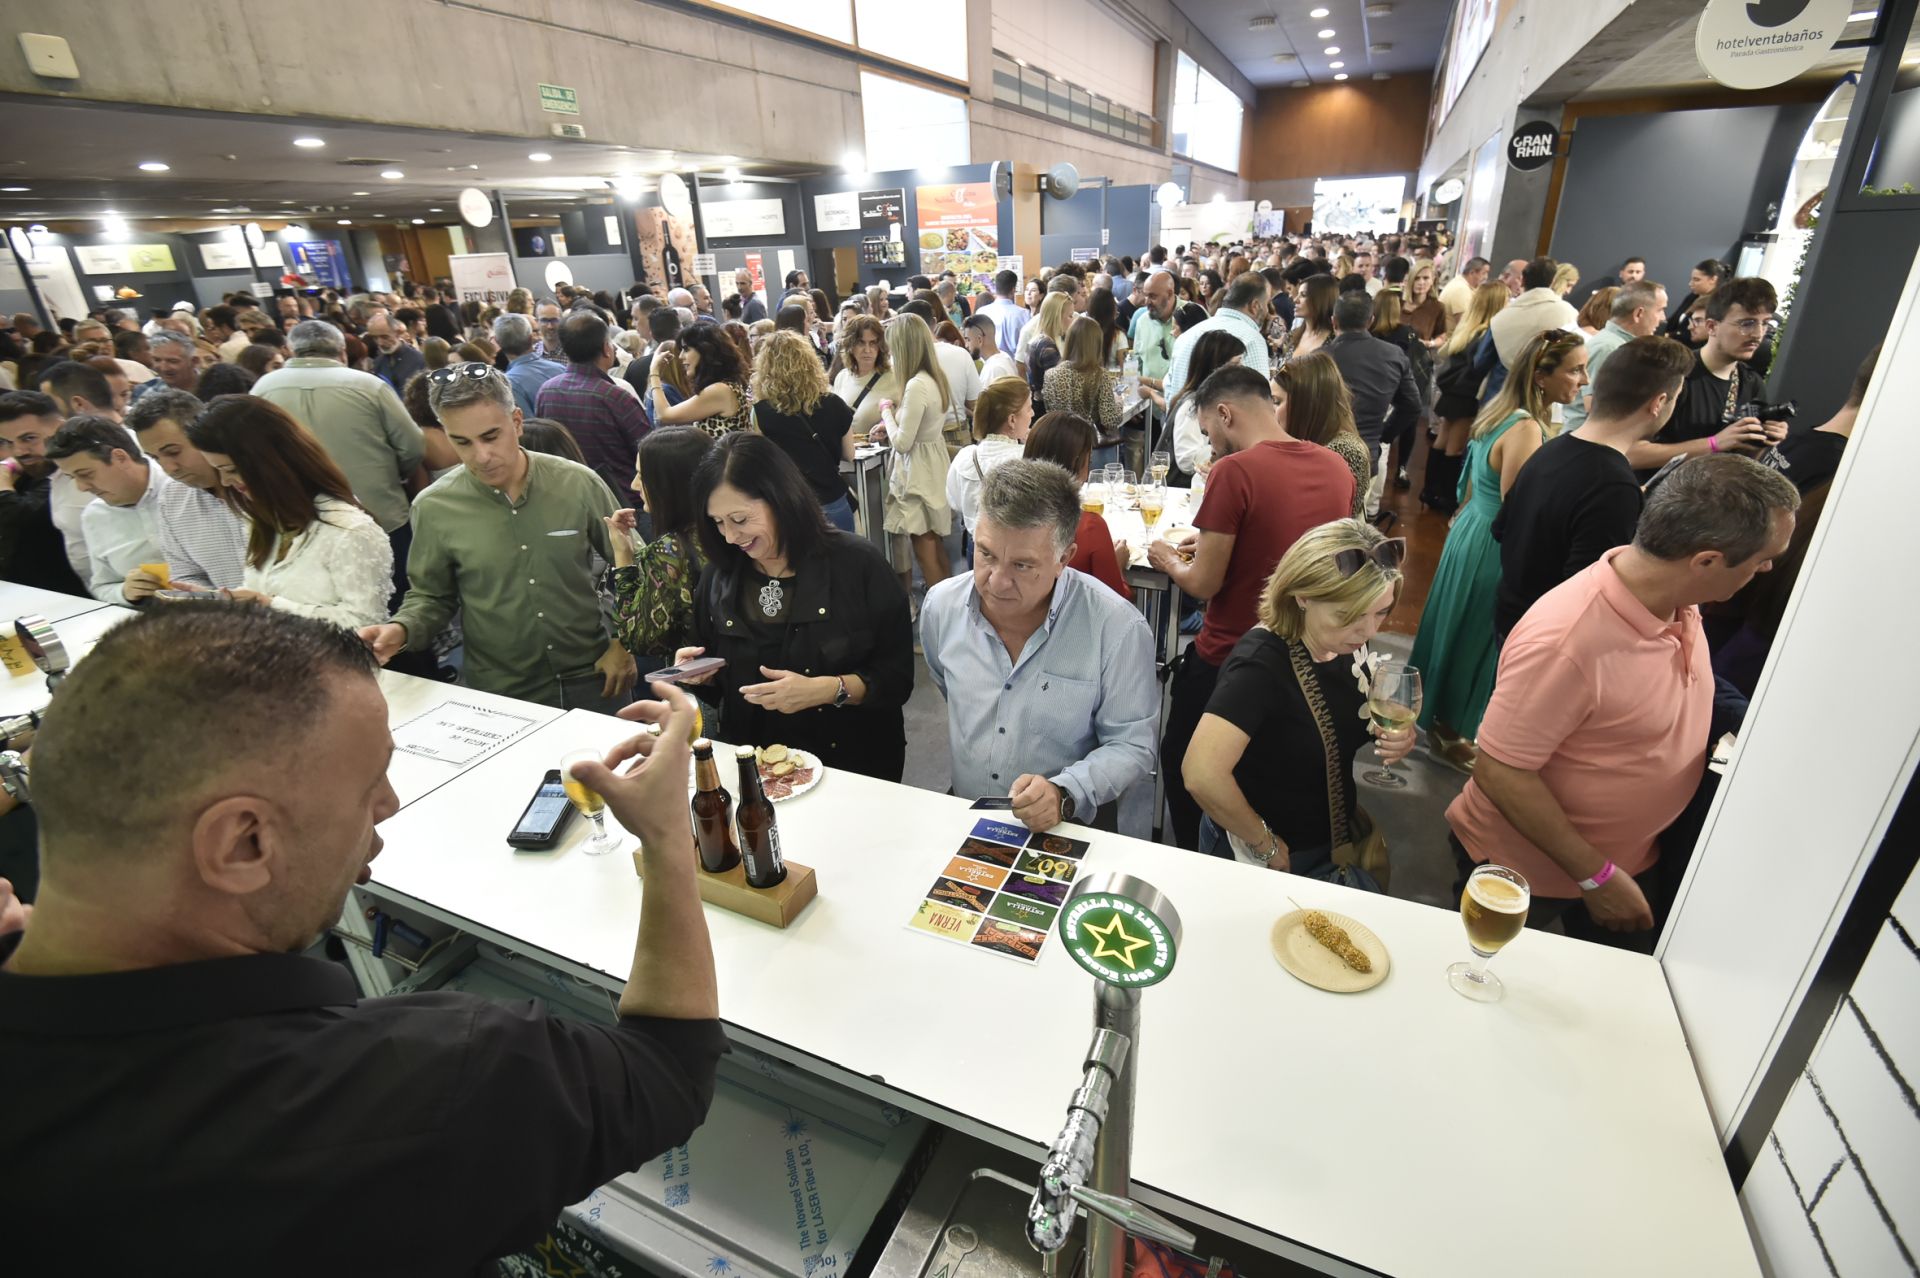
[907,816,1090,963]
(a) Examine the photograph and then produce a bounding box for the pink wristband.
[1708,435,1720,453]
[1578,861,1617,892]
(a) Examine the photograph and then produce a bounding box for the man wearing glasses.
[1626,277,1784,477]
[1129,270,1179,410]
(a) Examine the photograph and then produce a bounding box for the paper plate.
[1271,909,1390,993]
[758,748,822,803]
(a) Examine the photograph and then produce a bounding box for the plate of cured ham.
[755,744,822,802]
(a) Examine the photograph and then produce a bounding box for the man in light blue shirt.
[920,459,1157,834]
[976,269,1031,359]
[1162,273,1271,405]
[1563,279,1668,431]
[495,312,567,417]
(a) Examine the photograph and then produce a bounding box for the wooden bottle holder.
[632,851,818,928]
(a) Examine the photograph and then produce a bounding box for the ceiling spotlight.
[842,150,865,172]
[338,219,353,225]
[210,207,232,213]
[1330,61,1345,69]
[1,186,28,193]
[1310,5,1329,15]
[352,190,370,196]
[102,215,129,238]
[138,161,170,172]
[380,169,404,179]
[723,167,741,181]
[529,152,552,162]
[1318,27,1335,38]
[1325,45,1340,55]
[1250,15,1276,29]
[429,206,444,212]
[411,218,425,224]
[1334,72,1349,80]
[294,137,326,149]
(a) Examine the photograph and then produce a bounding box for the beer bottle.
[734,745,787,889]
[690,739,740,874]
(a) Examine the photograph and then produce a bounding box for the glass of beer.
[560,748,619,855]
[1139,483,1166,530]
[1081,483,1106,516]
[1448,864,1530,1002]
[1361,662,1421,788]
[1150,451,1171,488]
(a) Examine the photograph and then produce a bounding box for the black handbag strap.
[848,371,881,413]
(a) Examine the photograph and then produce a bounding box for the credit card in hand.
[971,796,1015,810]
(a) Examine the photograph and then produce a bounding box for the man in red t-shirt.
[1148,364,1356,848]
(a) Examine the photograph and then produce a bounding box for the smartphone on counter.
[643,656,727,685]
[507,769,576,849]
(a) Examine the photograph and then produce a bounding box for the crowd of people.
[0,220,1866,958]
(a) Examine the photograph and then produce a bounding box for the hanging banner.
[915,181,999,297]
[1695,0,1850,91]
[448,252,517,305]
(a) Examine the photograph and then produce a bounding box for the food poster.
[915,181,1001,297]
[907,818,1091,963]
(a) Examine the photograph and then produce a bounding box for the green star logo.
[1059,893,1177,987]
[1084,912,1151,970]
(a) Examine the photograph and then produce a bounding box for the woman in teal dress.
[1409,329,1588,771]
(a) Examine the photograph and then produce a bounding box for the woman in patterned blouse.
[606,426,714,667]
[648,324,753,438]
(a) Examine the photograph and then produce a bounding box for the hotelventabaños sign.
[1695,0,1851,91]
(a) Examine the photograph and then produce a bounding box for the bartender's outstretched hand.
[570,681,698,850]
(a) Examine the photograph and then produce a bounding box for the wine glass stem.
[589,811,609,844]
[1469,950,1492,980]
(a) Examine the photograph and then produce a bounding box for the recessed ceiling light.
[411,218,425,224]
[1331,60,1345,68]
[0,186,28,192]
[1318,27,1335,38]
[338,219,353,225]
[1325,46,1340,55]
[1334,72,1349,80]
[529,152,552,162]
[1310,6,1329,15]
[138,161,170,172]
[294,137,326,148]
[723,167,741,181]
[352,190,370,196]
[380,169,404,179]
[429,207,444,212]
[210,207,232,213]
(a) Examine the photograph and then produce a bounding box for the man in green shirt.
[357,363,639,710]
[1128,270,1178,409]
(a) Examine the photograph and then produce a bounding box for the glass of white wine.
[1448,864,1531,1002]
[1362,662,1421,789]
[1139,482,1166,530]
[560,748,619,855]
[1150,451,1171,488]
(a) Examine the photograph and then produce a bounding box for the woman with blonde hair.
[1409,328,1588,769]
[946,376,1034,537]
[1015,291,1074,376]
[1183,518,1411,871]
[1273,353,1369,518]
[877,313,955,594]
[1424,281,1510,513]
[752,330,858,531]
[1041,316,1122,432]
[1400,260,1450,345]
[1551,262,1580,297]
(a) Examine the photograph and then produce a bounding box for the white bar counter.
[368,704,1760,1278]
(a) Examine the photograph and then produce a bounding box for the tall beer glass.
[1448,864,1529,1002]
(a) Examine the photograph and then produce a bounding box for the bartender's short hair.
[978,459,1080,556]
[30,606,378,858]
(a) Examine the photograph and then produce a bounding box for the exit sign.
[538,83,579,115]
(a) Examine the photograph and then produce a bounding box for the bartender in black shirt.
[0,605,725,1274]
[1627,277,1784,478]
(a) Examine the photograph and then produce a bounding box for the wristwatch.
[832,675,850,708]
[1057,787,1077,824]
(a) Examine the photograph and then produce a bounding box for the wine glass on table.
[1361,662,1420,788]
[1448,864,1530,1002]
[560,748,620,855]
[1150,451,1171,488]
[1139,483,1166,531]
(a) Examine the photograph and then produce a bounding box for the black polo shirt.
[0,948,726,1273]
[1492,433,1643,638]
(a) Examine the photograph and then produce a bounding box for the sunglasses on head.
[1332,537,1407,578]
[427,362,495,385]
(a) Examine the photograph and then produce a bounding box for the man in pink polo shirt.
[1447,455,1798,947]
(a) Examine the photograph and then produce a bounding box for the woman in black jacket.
[672,432,914,782]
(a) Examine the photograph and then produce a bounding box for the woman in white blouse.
[945,376,1033,538]
[186,396,394,628]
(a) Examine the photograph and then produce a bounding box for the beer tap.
[0,750,30,806]
[13,616,72,695]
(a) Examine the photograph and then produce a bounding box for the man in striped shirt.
[534,311,651,502]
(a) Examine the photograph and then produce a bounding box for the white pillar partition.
[1659,248,1920,1143]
